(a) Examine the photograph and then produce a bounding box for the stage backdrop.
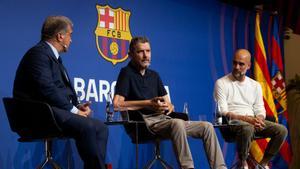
[0,0,259,168]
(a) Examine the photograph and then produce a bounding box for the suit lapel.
[42,41,71,84]
[42,41,78,104]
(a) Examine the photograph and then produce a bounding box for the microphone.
[59,42,68,51]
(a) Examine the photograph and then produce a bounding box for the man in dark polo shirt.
[113,36,227,169]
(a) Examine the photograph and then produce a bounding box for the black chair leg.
[144,157,156,169]
[159,158,173,169]
[143,141,172,169]
[229,160,241,169]
[37,140,61,169]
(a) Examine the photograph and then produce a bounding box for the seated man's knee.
[82,120,97,134]
[241,124,254,138]
[170,119,185,129]
[93,120,108,138]
[277,124,288,139]
[201,121,214,132]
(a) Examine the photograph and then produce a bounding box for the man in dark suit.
[13,15,108,169]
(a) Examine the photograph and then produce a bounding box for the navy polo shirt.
[115,62,167,102]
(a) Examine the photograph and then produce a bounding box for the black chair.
[2,97,64,169]
[123,110,188,169]
[218,116,267,169]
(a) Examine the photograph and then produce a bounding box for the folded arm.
[113,94,173,114]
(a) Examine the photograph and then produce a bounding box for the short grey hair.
[41,15,73,40]
[129,36,150,53]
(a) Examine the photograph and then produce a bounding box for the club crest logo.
[95,5,132,65]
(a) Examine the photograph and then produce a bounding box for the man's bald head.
[234,49,251,64]
[232,49,252,81]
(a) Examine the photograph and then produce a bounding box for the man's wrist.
[256,114,265,120]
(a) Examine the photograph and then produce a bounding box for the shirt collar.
[128,61,149,76]
[45,41,59,59]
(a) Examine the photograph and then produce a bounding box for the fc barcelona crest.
[95,5,132,65]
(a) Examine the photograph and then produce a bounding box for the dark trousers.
[53,107,108,169]
[221,120,287,162]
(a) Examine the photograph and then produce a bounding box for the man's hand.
[164,102,174,115]
[244,116,265,130]
[77,101,92,117]
[253,116,265,130]
[227,112,265,130]
[77,101,91,111]
[150,97,169,114]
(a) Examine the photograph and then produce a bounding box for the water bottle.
[183,102,190,121]
[105,91,114,122]
[215,102,222,125]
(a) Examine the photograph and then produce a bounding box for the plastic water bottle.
[183,102,190,121]
[105,92,114,122]
[215,102,222,125]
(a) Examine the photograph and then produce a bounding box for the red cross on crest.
[99,8,114,29]
[271,72,285,94]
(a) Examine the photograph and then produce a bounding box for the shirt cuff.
[70,106,79,114]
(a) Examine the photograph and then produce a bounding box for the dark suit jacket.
[13,41,78,122]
